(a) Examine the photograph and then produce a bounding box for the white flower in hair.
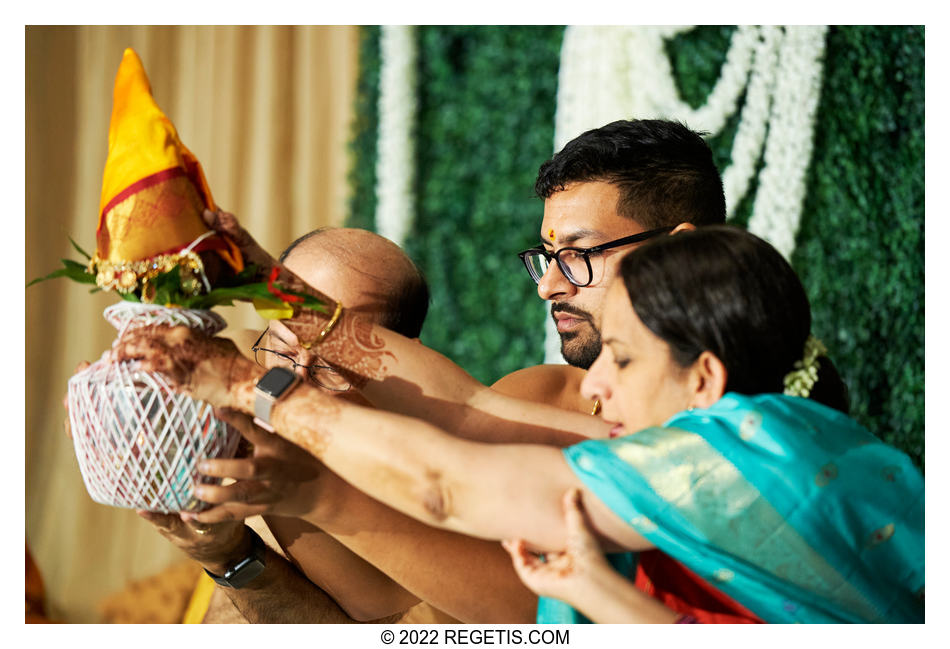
[783,335,829,398]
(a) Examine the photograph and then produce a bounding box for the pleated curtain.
[25,25,358,622]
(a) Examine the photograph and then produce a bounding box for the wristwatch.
[253,366,300,433]
[203,527,267,589]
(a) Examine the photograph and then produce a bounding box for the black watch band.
[204,527,267,589]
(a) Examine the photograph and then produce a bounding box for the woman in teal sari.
[117,225,924,623]
[510,226,924,623]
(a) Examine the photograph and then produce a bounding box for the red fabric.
[634,551,763,624]
[267,266,304,304]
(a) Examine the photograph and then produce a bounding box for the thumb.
[562,488,598,550]
[201,208,221,231]
[137,509,183,533]
[501,538,531,571]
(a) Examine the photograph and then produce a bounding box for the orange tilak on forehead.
[548,228,556,243]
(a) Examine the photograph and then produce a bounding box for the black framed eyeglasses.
[517,227,674,287]
[251,329,351,392]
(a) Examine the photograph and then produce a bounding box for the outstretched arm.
[202,210,610,444]
[267,392,648,553]
[114,327,648,554]
[275,312,608,445]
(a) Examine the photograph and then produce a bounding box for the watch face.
[257,367,298,397]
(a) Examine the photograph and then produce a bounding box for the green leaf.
[178,281,326,312]
[62,259,95,278]
[151,266,181,306]
[181,282,283,310]
[231,263,260,285]
[27,258,96,287]
[27,267,70,287]
[28,245,327,319]
[68,236,92,260]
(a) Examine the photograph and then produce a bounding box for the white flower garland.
[374,26,417,248]
[721,26,782,217]
[545,25,829,363]
[746,26,829,259]
[369,26,829,364]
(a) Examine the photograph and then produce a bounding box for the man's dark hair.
[621,226,849,414]
[535,119,726,229]
[280,228,329,264]
[380,263,429,339]
[280,229,430,339]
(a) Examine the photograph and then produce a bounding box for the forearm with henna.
[204,210,597,444]
[226,374,570,544]
[227,379,440,530]
[278,312,599,445]
[281,310,393,389]
[220,382,538,623]
[224,374,339,459]
[202,209,333,301]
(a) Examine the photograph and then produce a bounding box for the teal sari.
[538,393,924,623]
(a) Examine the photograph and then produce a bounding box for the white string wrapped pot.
[67,302,242,512]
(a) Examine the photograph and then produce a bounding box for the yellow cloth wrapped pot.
[94,48,241,292]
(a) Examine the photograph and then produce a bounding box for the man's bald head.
[280,228,429,338]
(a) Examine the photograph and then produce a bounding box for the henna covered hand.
[202,209,334,305]
[282,312,395,389]
[113,325,260,407]
[202,209,278,282]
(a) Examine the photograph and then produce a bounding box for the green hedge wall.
[347,25,382,232]
[347,26,924,467]
[793,26,924,466]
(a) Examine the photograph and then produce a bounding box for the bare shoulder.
[491,364,593,414]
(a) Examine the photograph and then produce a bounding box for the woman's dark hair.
[620,225,849,413]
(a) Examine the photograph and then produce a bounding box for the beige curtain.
[26,25,359,622]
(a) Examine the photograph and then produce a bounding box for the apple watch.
[253,366,300,432]
[203,527,267,589]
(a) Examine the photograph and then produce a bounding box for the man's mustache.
[551,303,593,321]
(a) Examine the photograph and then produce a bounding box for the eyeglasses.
[517,227,673,287]
[251,329,351,392]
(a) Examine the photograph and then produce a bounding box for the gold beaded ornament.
[89,248,209,302]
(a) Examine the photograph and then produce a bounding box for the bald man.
[144,227,435,623]
[147,227,536,624]
[273,227,429,340]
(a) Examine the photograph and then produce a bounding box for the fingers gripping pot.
[68,302,241,512]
